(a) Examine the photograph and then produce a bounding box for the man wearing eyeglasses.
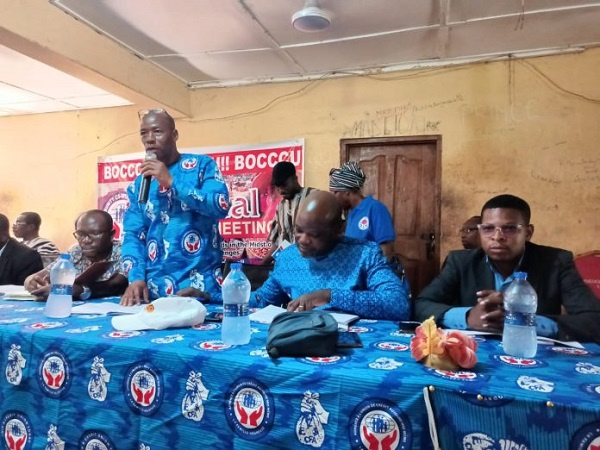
[24,210,128,300]
[459,215,481,250]
[415,194,600,343]
[120,109,230,305]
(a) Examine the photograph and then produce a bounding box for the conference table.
[0,297,599,450]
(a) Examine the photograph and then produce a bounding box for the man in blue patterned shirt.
[120,109,230,305]
[252,191,410,320]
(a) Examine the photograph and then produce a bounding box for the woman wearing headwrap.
[329,161,395,261]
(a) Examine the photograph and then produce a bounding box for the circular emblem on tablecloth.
[27,321,67,330]
[349,398,411,450]
[78,430,116,450]
[570,421,600,450]
[192,323,220,331]
[580,384,600,398]
[575,362,600,375]
[348,326,372,333]
[516,375,554,393]
[37,349,72,398]
[299,356,349,366]
[426,367,488,382]
[123,361,164,416]
[457,390,513,407]
[550,347,590,356]
[101,330,143,339]
[491,355,547,368]
[374,342,409,352]
[1,411,33,450]
[192,340,231,351]
[225,377,274,440]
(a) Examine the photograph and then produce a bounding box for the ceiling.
[1,0,600,117]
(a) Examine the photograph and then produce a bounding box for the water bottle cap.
[514,271,527,280]
[231,262,242,270]
[60,253,70,260]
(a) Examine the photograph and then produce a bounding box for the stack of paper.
[0,285,37,301]
[249,305,359,328]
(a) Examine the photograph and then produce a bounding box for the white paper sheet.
[249,305,359,328]
[71,302,144,315]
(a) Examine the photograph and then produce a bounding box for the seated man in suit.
[0,213,43,284]
[415,194,600,343]
[459,215,481,250]
[24,210,128,300]
[251,191,410,321]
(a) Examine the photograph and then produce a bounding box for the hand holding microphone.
[138,152,157,203]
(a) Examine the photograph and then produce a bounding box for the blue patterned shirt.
[121,154,230,300]
[252,237,410,320]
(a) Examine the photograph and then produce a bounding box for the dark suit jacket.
[415,242,600,343]
[0,238,43,285]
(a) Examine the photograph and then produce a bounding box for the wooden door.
[341,136,441,297]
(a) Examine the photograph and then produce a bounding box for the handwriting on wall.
[342,95,464,137]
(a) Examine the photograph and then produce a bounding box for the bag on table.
[266,311,338,358]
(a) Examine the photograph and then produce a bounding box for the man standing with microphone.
[120,109,230,305]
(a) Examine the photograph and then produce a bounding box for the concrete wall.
[1,48,598,258]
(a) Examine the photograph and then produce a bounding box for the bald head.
[294,191,343,258]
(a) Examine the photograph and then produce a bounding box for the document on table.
[456,329,584,349]
[0,285,37,301]
[71,302,144,315]
[249,305,359,329]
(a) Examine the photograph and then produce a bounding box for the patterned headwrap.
[329,161,366,192]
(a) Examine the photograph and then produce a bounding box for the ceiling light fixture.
[292,0,331,32]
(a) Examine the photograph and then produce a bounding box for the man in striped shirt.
[12,212,59,267]
[261,161,316,264]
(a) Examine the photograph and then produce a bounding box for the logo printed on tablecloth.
[348,326,372,334]
[181,371,210,422]
[66,325,101,334]
[550,347,590,356]
[151,334,184,344]
[123,362,164,416]
[182,231,202,255]
[491,355,547,368]
[193,340,231,351]
[299,356,349,366]
[580,384,600,398]
[358,217,369,231]
[349,398,412,450]
[1,411,32,450]
[88,356,111,402]
[225,377,274,440]
[45,424,64,450]
[101,330,143,339]
[250,349,270,358]
[516,375,554,393]
[5,344,26,386]
[37,349,72,398]
[192,323,220,331]
[427,368,487,382]
[462,433,529,450]
[575,362,600,375]
[569,421,600,450]
[296,391,329,447]
[374,342,409,352]
[78,430,116,450]
[27,321,67,330]
[369,357,404,370]
[0,318,28,325]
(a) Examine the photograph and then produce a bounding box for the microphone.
[138,152,157,204]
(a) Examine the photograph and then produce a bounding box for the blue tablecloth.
[0,298,599,450]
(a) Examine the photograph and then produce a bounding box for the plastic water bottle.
[44,254,77,318]
[502,272,538,358]
[221,263,251,345]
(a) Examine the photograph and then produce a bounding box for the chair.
[574,250,600,299]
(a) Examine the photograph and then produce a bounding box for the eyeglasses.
[477,224,525,237]
[459,227,478,234]
[73,230,111,241]
[138,108,166,120]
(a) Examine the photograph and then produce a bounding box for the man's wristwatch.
[79,285,92,300]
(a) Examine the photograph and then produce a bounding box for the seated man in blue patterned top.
[251,191,410,320]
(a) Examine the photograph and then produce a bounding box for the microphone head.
[145,152,157,161]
